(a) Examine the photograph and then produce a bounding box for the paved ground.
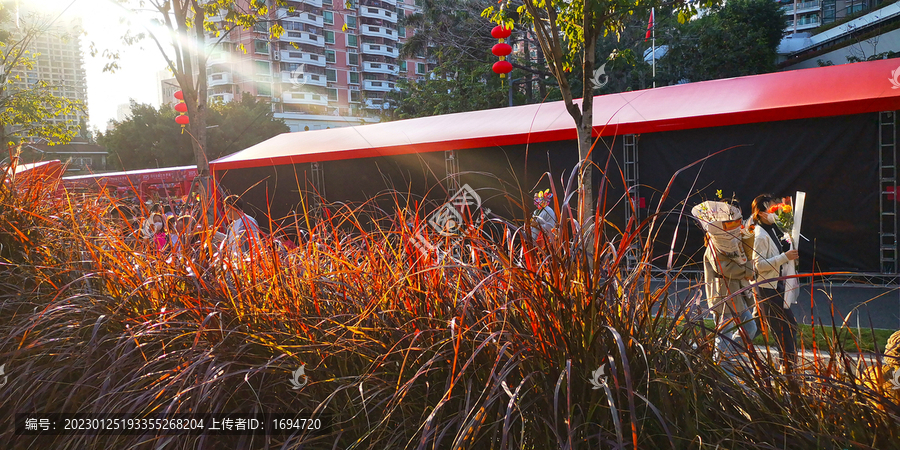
[655,279,900,330]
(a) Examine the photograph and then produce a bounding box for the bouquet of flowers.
[534,189,552,209]
[768,197,795,243]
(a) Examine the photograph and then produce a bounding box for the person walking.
[751,194,800,373]
[692,200,758,362]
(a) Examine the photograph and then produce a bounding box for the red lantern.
[491,25,512,39]
[492,43,512,57]
[175,115,190,125]
[493,60,513,75]
[174,103,188,113]
[174,90,184,100]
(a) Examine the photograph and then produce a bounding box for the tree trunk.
[576,8,598,225]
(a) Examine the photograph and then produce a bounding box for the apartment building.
[206,0,430,132]
[5,13,88,135]
[780,0,888,33]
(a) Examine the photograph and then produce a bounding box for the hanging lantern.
[491,25,512,40]
[493,60,513,76]
[492,43,512,57]
[174,90,188,133]
[490,24,513,79]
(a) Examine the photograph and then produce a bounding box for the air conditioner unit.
[274,53,280,60]
[349,48,358,54]
[273,97,282,102]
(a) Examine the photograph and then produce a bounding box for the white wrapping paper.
[782,191,805,308]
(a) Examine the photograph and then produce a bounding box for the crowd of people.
[102,194,267,265]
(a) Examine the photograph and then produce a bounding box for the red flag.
[645,9,654,41]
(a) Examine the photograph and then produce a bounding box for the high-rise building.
[206,0,430,132]
[5,11,88,137]
[779,0,889,33]
[158,71,180,107]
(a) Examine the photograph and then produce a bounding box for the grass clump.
[0,165,898,449]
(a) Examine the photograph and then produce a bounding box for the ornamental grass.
[0,163,898,450]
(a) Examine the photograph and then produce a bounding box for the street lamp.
[508,77,526,107]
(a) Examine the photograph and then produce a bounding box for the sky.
[28,0,171,132]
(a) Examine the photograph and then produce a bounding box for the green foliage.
[659,0,786,83]
[386,0,515,118]
[97,94,288,170]
[0,5,85,146]
[388,62,512,120]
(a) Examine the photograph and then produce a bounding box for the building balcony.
[279,50,327,67]
[208,72,234,86]
[209,92,234,103]
[376,0,397,6]
[282,91,329,106]
[782,0,821,15]
[207,52,231,65]
[360,24,397,40]
[361,43,398,58]
[278,8,325,27]
[285,0,323,7]
[363,79,398,92]
[281,31,324,47]
[786,16,820,31]
[360,6,398,23]
[281,70,328,87]
[362,61,399,75]
[364,98,392,109]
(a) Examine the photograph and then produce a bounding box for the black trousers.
[757,287,799,369]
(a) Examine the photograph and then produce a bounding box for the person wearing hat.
[692,200,758,363]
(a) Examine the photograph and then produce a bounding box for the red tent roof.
[5,160,65,183]
[211,59,900,171]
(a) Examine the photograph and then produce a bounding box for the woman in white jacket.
[751,194,800,372]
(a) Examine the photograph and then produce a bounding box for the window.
[325,50,336,63]
[254,40,269,54]
[347,16,357,29]
[255,60,270,74]
[398,27,406,38]
[416,62,425,74]
[347,34,358,47]
[324,11,334,25]
[348,53,359,65]
[254,21,267,33]
[349,71,359,84]
[326,69,337,82]
[350,90,360,103]
[327,88,338,101]
[325,30,335,44]
[363,73,376,80]
[399,61,407,72]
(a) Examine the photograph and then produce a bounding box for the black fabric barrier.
[637,113,880,272]
[215,113,882,272]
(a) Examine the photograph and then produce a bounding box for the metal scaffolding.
[879,111,897,274]
[445,149,460,198]
[311,161,325,209]
[624,134,640,270]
